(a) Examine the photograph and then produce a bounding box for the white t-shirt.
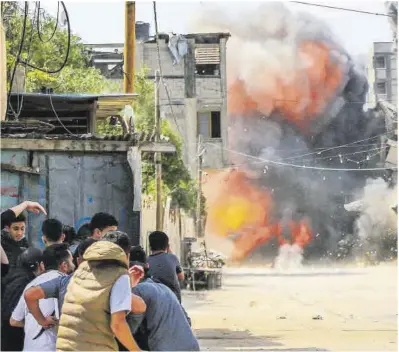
[109,274,132,314]
[12,272,131,351]
[12,270,64,352]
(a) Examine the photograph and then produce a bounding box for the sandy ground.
[183,263,397,351]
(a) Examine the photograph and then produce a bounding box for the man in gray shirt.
[147,231,184,302]
[129,246,199,351]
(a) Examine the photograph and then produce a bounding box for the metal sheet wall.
[1,150,138,248]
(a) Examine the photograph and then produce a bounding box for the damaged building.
[86,25,230,175]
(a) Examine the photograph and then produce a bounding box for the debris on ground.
[277,316,287,320]
[312,315,324,320]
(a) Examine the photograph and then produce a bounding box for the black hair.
[77,238,97,257]
[101,230,131,255]
[42,219,63,243]
[6,213,26,227]
[62,225,76,245]
[129,246,149,276]
[149,231,169,251]
[72,238,97,267]
[76,223,91,241]
[42,243,70,271]
[89,213,118,233]
[17,248,43,272]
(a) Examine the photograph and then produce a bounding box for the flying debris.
[196,3,392,263]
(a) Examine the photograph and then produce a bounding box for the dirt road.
[183,264,397,351]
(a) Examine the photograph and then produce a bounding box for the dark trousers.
[1,320,24,351]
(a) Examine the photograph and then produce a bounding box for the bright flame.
[228,41,344,132]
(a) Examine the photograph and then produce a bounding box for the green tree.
[3,2,112,93]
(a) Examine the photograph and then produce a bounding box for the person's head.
[18,248,44,276]
[130,245,149,275]
[89,213,118,240]
[149,231,169,252]
[42,219,64,246]
[101,230,131,258]
[76,223,91,241]
[62,225,76,245]
[4,213,26,242]
[42,243,75,274]
[75,238,97,266]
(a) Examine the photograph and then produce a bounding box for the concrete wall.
[367,42,398,107]
[135,38,228,174]
[141,197,195,263]
[1,149,139,247]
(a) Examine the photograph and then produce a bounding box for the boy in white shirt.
[10,243,75,351]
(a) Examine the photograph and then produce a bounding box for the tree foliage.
[3,2,112,93]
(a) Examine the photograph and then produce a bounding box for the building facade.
[87,29,230,175]
[367,42,398,108]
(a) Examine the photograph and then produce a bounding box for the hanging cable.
[290,1,393,17]
[19,1,70,74]
[152,1,182,136]
[36,1,59,43]
[205,142,396,172]
[6,1,29,121]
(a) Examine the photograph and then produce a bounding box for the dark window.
[376,81,387,94]
[375,56,386,69]
[211,111,221,138]
[197,111,221,138]
[195,64,220,76]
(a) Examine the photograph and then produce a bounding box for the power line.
[19,1,71,74]
[290,1,393,17]
[280,132,390,161]
[205,142,396,172]
[36,1,60,43]
[48,93,77,136]
[152,1,182,137]
[6,1,28,121]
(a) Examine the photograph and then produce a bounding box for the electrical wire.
[279,132,391,161]
[36,1,59,43]
[19,1,70,74]
[8,3,40,120]
[289,1,393,17]
[48,93,77,136]
[205,142,397,172]
[6,1,28,121]
[152,1,183,136]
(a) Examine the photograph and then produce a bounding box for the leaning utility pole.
[196,135,205,238]
[154,70,162,230]
[124,1,135,93]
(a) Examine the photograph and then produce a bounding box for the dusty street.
[184,264,397,351]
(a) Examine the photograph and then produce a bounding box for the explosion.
[198,3,389,264]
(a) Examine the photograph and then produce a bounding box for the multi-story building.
[367,42,397,108]
[87,25,230,176]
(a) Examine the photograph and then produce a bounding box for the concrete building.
[87,29,230,175]
[367,42,397,108]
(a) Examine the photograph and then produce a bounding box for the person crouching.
[56,231,140,351]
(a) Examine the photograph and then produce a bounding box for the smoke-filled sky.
[58,1,391,57]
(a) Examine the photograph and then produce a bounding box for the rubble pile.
[190,250,226,269]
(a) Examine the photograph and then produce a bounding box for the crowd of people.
[1,200,199,351]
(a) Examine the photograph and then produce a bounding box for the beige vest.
[56,242,128,351]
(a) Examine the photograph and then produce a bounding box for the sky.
[47,1,393,58]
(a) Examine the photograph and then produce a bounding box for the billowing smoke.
[345,178,397,260]
[193,3,391,263]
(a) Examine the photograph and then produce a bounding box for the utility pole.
[124,1,135,93]
[154,70,162,230]
[0,12,6,121]
[196,134,205,238]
